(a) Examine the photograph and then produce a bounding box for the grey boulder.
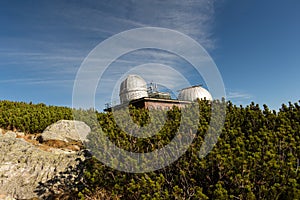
[42,120,91,142]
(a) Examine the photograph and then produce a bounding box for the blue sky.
[0,0,299,110]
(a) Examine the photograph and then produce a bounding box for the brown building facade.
[105,97,191,111]
[131,97,191,110]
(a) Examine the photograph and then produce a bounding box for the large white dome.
[178,85,212,101]
[119,74,148,103]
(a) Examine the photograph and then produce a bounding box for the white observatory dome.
[119,74,148,103]
[178,85,213,102]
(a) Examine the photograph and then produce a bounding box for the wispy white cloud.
[0,78,73,86]
[1,0,217,71]
[122,0,216,49]
[56,0,216,48]
[227,90,253,106]
[227,91,252,99]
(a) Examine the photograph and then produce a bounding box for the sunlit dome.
[178,85,212,101]
[119,74,148,103]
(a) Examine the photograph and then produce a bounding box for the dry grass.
[2,128,84,152]
[84,188,122,200]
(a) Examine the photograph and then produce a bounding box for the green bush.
[0,99,299,199]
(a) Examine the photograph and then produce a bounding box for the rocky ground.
[0,120,91,200]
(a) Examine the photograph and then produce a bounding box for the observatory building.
[105,74,212,111]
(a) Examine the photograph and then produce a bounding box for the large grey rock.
[42,120,91,142]
[0,134,87,199]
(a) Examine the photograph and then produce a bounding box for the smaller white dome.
[178,85,212,101]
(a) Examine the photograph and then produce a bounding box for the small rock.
[4,131,16,138]
[16,132,25,137]
[48,148,72,154]
[67,144,81,151]
[0,194,16,200]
